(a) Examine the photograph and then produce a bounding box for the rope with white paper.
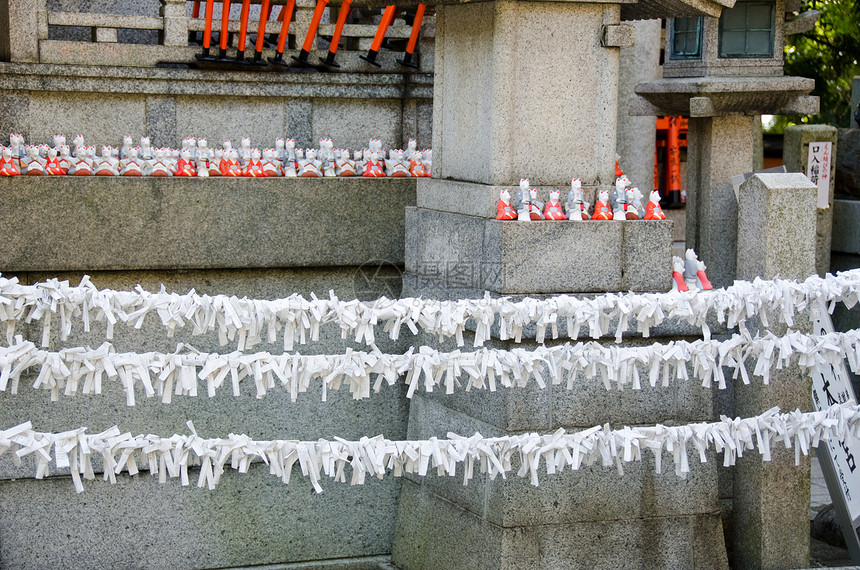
[3,327,859,405]
[2,270,860,350]
[3,403,856,494]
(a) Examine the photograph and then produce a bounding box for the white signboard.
[807,141,833,209]
[812,301,860,561]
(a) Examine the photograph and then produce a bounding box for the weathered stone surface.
[0,0,40,63]
[0,177,416,271]
[29,92,146,147]
[736,173,817,282]
[0,62,433,100]
[0,93,31,143]
[145,95,176,147]
[686,114,755,288]
[313,99,402,151]
[432,1,619,186]
[407,205,672,294]
[0,470,400,570]
[836,128,860,199]
[393,480,727,570]
[635,76,817,116]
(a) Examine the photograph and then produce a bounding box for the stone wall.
[0,175,417,569]
[0,63,433,150]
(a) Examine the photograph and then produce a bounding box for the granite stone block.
[616,19,661,195]
[1,0,40,62]
[686,115,756,288]
[835,129,860,200]
[0,468,400,570]
[621,220,673,291]
[285,99,314,149]
[432,1,619,186]
[406,391,720,528]
[0,177,416,272]
[391,480,503,570]
[392,480,727,570]
[0,93,31,144]
[736,173,817,282]
[313,99,402,150]
[145,95,176,148]
[28,92,146,148]
[93,26,117,43]
[176,96,286,148]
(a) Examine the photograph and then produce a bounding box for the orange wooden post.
[360,5,395,67]
[397,4,424,67]
[190,1,202,42]
[251,0,271,63]
[320,0,353,67]
[218,0,231,59]
[235,0,252,59]
[197,0,217,59]
[292,0,329,66]
[269,0,296,65]
[664,115,682,207]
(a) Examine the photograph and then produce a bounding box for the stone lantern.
[634,0,819,287]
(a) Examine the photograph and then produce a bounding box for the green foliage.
[782,0,860,129]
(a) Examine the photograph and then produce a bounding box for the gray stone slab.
[0,93,31,144]
[285,99,314,150]
[686,114,755,288]
[392,480,727,570]
[0,469,400,570]
[145,95,176,148]
[406,392,720,528]
[736,173,818,282]
[0,177,416,272]
[0,268,410,481]
[432,1,618,186]
[616,19,661,193]
[621,220,673,291]
[29,92,146,148]
[832,199,860,255]
[1,0,40,63]
[0,62,434,100]
[391,480,503,570]
[313,99,402,151]
[408,207,671,294]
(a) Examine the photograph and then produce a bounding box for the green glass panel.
[721,31,746,55]
[746,30,771,54]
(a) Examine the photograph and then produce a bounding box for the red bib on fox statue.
[644,190,667,220]
[0,148,20,175]
[591,189,613,220]
[543,189,567,220]
[496,189,518,220]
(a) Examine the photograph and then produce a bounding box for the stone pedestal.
[686,114,756,288]
[432,0,624,187]
[783,124,838,276]
[733,173,817,569]
[391,334,728,570]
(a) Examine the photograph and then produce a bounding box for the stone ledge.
[0,177,416,272]
[406,207,672,294]
[832,199,860,255]
[0,62,434,100]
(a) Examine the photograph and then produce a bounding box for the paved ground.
[810,452,855,567]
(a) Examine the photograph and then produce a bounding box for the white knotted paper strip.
[3,270,860,350]
[2,404,857,494]
[2,327,859,404]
